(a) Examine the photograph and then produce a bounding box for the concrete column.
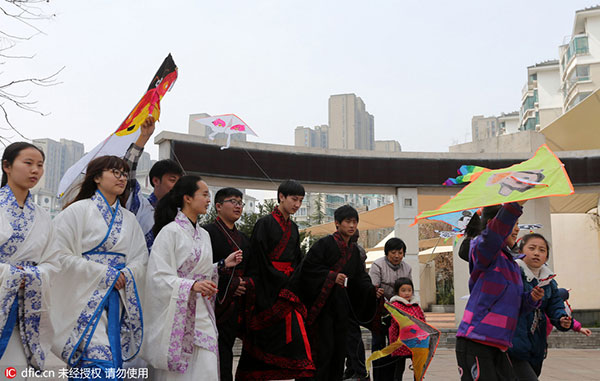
[453,237,469,327]
[394,188,420,298]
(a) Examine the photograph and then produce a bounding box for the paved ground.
[33,346,600,380]
[390,348,600,381]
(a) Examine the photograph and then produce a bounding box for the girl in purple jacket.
[455,202,544,381]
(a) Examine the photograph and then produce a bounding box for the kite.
[443,165,488,186]
[412,144,574,225]
[426,209,478,232]
[194,113,257,150]
[57,54,178,200]
[367,302,440,381]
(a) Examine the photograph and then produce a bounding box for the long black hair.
[458,205,503,261]
[65,155,130,209]
[153,175,202,236]
[1,142,45,187]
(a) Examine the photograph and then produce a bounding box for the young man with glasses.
[202,187,250,381]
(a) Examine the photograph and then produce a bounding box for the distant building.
[559,6,600,111]
[520,60,562,131]
[374,140,402,152]
[30,138,84,215]
[294,125,329,148]
[498,111,520,135]
[294,94,401,152]
[328,94,375,150]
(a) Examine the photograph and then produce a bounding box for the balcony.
[561,35,589,72]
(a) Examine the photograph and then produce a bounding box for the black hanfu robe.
[235,208,315,380]
[203,217,251,381]
[291,232,378,381]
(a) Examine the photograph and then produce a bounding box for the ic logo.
[4,367,17,379]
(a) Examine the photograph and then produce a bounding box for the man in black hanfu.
[292,205,384,380]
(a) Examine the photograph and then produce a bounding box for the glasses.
[222,199,245,207]
[106,168,129,180]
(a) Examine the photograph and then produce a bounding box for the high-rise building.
[328,94,375,150]
[30,138,84,215]
[559,6,600,111]
[188,113,247,142]
[294,125,329,148]
[519,60,562,131]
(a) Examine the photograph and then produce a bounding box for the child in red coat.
[388,277,426,381]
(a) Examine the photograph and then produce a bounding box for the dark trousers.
[310,310,348,381]
[393,356,416,381]
[217,313,239,381]
[344,315,367,377]
[455,337,517,381]
[371,330,395,381]
[510,357,543,381]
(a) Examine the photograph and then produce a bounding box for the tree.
[1,0,61,146]
[237,199,276,237]
[309,193,326,225]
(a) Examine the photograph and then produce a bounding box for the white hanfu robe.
[0,186,59,377]
[50,190,147,378]
[143,211,219,381]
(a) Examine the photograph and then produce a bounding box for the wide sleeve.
[49,204,121,365]
[294,238,335,308]
[143,227,198,373]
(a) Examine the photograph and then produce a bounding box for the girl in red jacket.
[388,277,426,381]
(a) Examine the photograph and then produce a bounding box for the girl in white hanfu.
[143,175,242,381]
[50,155,147,380]
[0,143,59,379]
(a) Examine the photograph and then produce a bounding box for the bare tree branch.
[0,0,58,144]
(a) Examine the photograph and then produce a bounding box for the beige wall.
[419,262,436,311]
[538,107,563,129]
[449,130,546,154]
[551,213,600,310]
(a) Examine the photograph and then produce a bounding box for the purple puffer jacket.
[456,202,540,349]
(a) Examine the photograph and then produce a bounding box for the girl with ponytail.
[144,175,241,381]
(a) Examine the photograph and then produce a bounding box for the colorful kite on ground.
[58,54,178,200]
[367,302,440,381]
[412,144,574,225]
[194,113,257,150]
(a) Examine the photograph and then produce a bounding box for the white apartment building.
[559,6,600,111]
[519,60,562,131]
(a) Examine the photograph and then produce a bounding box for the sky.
[2,0,597,161]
